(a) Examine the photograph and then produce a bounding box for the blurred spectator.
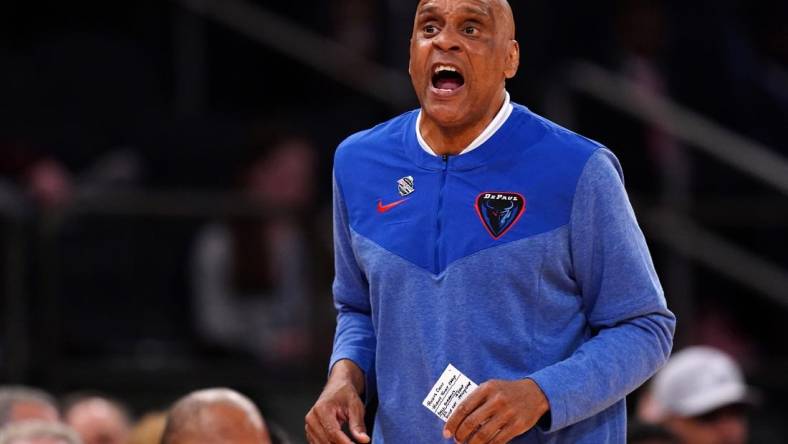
[645,346,755,444]
[0,421,82,444]
[0,387,59,426]
[694,308,757,368]
[161,388,271,444]
[616,0,679,155]
[25,158,74,209]
[0,140,74,210]
[127,412,166,444]
[63,395,131,444]
[614,0,688,201]
[628,421,681,444]
[191,133,318,366]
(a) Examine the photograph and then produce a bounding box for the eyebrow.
[417,5,439,17]
[417,3,492,19]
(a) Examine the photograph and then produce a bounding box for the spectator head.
[63,395,131,444]
[0,387,59,426]
[651,346,753,444]
[0,421,82,444]
[242,134,317,209]
[161,388,271,444]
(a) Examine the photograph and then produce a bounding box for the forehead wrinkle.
[416,4,437,16]
[415,0,513,37]
[457,4,492,17]
[417,0,491,15]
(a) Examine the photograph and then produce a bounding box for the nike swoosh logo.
[377,198,410,214]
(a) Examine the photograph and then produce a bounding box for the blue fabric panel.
[346,228,630,443]
[334,104,602,274]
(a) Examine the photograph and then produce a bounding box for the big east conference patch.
[475,192,526,240]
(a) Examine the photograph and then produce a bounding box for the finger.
[489,422,520,444]
[305,422,331,444]
[485,428,503,444]
[316,407,354,444]
[305,423,317,444]
[454,400,496,443]
[468,413,509,444]
[347,396,370,443]
[306,414,333,444]
[444,386,489,438]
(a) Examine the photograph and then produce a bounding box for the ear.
[504,39,520,79]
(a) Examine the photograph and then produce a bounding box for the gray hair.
[0,386,58,426]
[0,421,83,444]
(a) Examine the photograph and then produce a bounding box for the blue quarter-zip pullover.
[330,103,675,443]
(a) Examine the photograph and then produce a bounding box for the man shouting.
[306,0,675,442]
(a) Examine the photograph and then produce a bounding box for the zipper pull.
[442,154,449,163]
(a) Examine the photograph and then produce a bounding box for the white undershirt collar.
[416,91,513,156]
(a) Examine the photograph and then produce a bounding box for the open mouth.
[431,65,465,92]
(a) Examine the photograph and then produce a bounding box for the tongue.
[435,78,462,91]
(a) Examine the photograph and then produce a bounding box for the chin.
[422,100,472,128]
[424,104,470,128]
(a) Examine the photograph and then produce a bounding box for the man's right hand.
[305,359,370,444]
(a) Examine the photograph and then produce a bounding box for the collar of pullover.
[404,98,528,171]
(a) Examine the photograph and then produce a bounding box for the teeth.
[434,65,458,74]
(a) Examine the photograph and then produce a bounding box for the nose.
[432,27,461,52]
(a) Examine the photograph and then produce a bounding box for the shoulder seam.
[566,147,606,287]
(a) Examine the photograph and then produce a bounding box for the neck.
[419,90,506,156]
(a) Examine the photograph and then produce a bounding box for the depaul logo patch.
[475,192,525,240]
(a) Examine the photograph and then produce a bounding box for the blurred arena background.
[0,0,786,442]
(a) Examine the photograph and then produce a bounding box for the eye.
[424,24,438,35]
[463,26,478,35]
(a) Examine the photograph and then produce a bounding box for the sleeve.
[328,171,377,391]
[527,148,676,432]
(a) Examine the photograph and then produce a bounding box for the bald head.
[64,397,130,444]
[161,389,271,444]
[478,0,515,40]
[497,0,515,39]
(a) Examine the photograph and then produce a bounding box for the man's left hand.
[443,378,549,444]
